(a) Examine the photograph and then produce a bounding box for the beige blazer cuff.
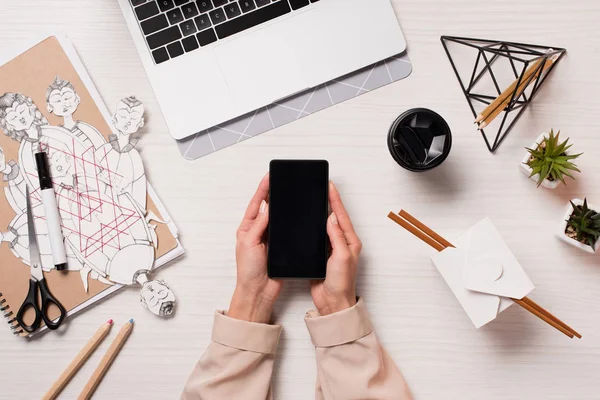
[304,298,373,347]
[213,311,283,355]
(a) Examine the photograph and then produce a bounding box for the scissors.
[16,187,67,333]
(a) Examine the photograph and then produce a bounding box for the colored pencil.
[42,319,113,400]
[77,319,134,400]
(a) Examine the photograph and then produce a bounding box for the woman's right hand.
[310,182,362,316]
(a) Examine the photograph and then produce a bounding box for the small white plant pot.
[520,132,561,189]
[557,198,600,254]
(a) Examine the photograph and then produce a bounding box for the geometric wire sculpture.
[441,36,566,152]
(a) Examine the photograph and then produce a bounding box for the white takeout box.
[431,218,535,328]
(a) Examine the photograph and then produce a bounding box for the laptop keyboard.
[131,0,321,65]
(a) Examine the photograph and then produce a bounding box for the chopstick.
[511,298,573,338]
[387,212,445,252]
[388,210,581,339]
[399,210,454,249]
[521,297,581,339]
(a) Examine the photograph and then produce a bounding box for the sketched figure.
[0,93,48,143]
[0,93,49,213]
[96,96,147,210]
[93,96,175,316]
[46,76,80,130]
[46,76,106,150]
[96,96,165,247]
[140,279,175,317]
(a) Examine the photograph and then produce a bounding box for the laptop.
[117,0,406,140]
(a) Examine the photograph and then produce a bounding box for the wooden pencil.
[42,320,113,400]
[478,58,554,129]
[474,57,545,124]
[478,56,556,129]
[77,319,134,400]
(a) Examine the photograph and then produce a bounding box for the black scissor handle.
[16,279,42,333]
[38,278,67,330]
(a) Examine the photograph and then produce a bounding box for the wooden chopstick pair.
[475,55,556,130]
[388,210,581,339]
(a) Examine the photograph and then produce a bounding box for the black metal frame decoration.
[441,36,566,153]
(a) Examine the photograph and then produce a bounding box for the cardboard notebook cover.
[0,36,183,337]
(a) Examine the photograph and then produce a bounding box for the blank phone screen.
[268,160,329,279]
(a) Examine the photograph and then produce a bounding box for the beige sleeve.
[181,311,282,400]
[305,298,413,400]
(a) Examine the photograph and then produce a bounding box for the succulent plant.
[526,129,582,187]
[566,198,600,249]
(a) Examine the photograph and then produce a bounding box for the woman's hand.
[310,182,362,316]
[228,173,282,324]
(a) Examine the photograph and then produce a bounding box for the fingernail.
[330,212,338,225]
[330,181,338,194]
[260,200,267,214]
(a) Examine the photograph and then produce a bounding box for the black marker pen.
[35,149,68,271]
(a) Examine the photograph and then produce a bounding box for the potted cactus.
[557,198,600,254]
[520,130,582,189]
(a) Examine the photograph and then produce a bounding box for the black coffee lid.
[387,108,452,172]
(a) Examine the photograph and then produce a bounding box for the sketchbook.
[0,36,184,338]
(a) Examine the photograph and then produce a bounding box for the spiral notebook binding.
[0,292,24,336]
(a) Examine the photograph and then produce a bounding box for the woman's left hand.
[228,173,282,324]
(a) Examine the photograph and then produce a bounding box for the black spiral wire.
[0,292,24,335]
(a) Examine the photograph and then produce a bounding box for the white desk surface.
[1,1,599,399]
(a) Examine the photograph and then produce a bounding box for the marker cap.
[55,262,67,271]
[35,151,53,190]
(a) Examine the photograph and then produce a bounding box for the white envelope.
[430,218,535,328]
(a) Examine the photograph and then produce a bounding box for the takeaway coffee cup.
[387,108,452,172]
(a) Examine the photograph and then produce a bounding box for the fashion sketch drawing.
[0,79,175,317]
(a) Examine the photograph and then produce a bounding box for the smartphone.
[268,160,329,279]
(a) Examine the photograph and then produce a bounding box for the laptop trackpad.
[214,13,311,109]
